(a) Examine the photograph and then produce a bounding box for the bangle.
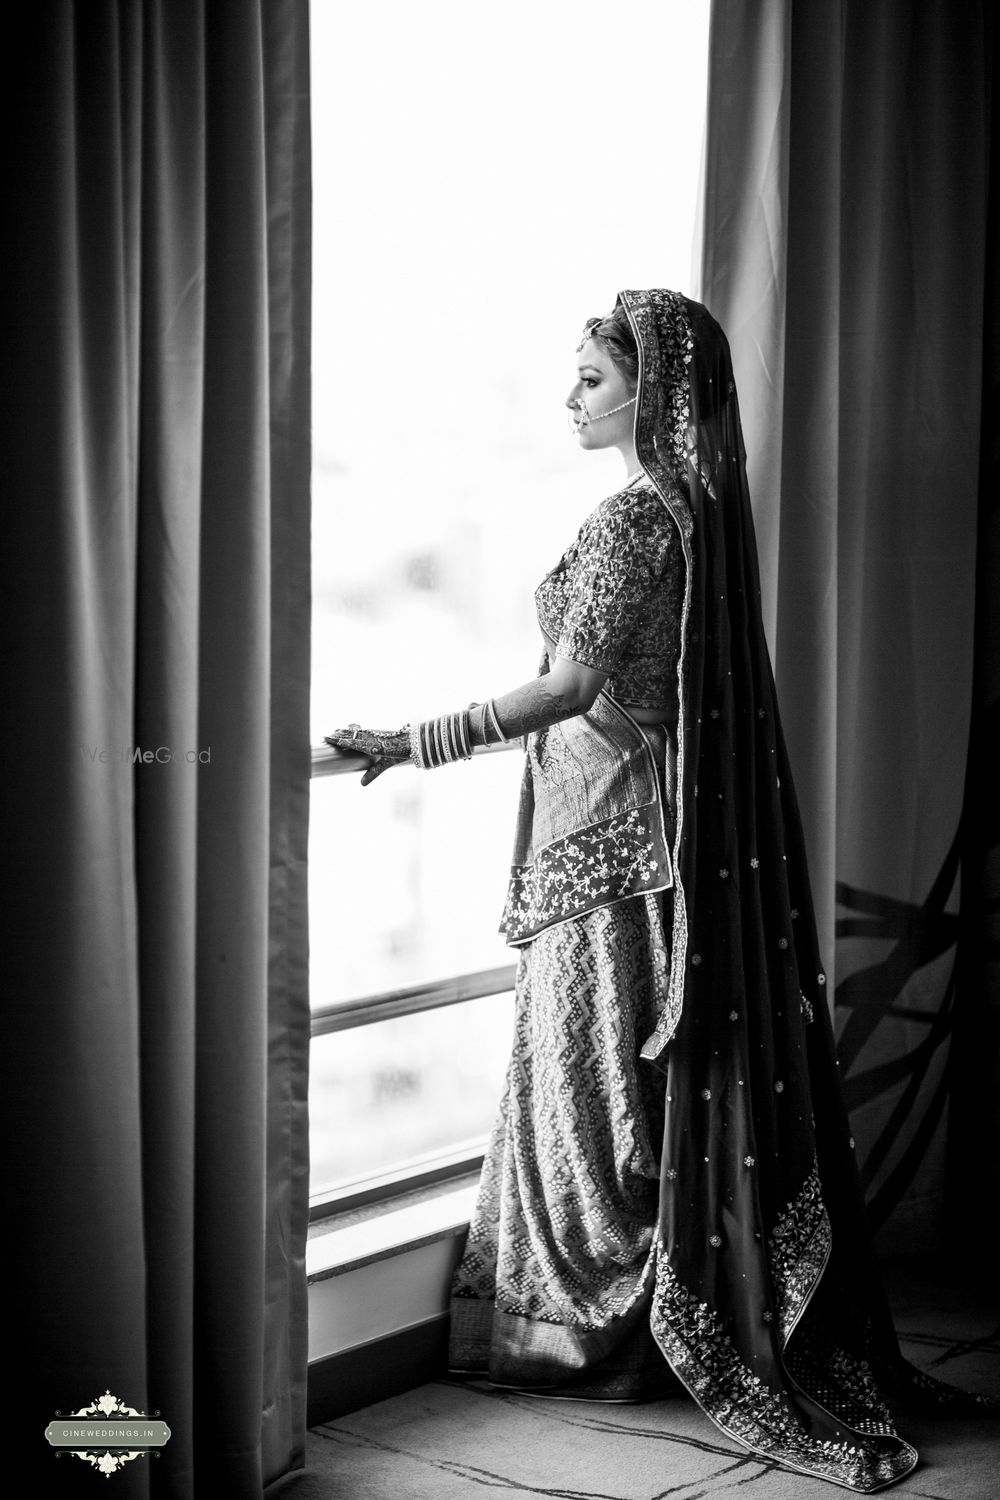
[409,708,475,769]
[486,698,510,744]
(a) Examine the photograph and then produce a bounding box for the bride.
[327,288,989,1491]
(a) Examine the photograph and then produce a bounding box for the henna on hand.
[324,651,607,782]
[323,723,411,787]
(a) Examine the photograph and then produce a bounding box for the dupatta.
[623,290,919,1490]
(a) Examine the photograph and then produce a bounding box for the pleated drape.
[2,4,311,1495]
[948,9,1000,1261]
[698,0,992,1250]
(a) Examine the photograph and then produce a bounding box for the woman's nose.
[565,386,580,409]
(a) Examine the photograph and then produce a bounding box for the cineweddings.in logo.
[80,744,212,765]
[45,1390,171,1476]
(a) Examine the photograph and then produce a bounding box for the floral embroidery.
[787,1315,899,1437]
[535,482,684,711]
[651,1256,916,1489]
[622,290,695,483]
[501,807,667,944]
[709,1235,722,1248]
[767,1159,832,1343]
[800,993,815,1023]
[744,1155,755,1167]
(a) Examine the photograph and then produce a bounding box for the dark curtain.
[699,0,993,1252]
[2,3,312,1495]
[950,7,1000,1257]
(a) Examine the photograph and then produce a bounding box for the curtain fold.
[699,0,992,1251]
[949,7,1000,1259]
[2,4,311,1495]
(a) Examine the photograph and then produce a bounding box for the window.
[309,0,710,1213]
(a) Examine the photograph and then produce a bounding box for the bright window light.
[309,0,710,1189]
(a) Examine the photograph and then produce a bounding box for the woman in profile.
[327,289,986,1490]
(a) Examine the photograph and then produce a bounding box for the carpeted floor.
[298,1258,1000,1499]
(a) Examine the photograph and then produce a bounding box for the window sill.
[306,1172,479,1283]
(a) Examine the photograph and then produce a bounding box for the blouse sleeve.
[555,498,668,673]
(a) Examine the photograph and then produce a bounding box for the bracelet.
[486,698,510,744]
[409,708,474,769]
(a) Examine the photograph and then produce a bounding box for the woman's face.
[566,337,637,453]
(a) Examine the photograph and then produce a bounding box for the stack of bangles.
[408,700,509,769]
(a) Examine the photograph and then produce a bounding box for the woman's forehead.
[576,337,614,373]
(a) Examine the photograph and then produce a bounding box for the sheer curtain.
[2,4,311,1494]
[698,0,993,1251]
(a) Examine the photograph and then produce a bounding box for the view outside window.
[309,0,710,1193]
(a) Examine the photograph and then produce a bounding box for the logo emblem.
[45,1390,171,1476]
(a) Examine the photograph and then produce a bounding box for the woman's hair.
[579,306,639,388]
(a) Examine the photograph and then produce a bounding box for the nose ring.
[568,398,589,432]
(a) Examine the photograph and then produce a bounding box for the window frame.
[308,743,517,1220]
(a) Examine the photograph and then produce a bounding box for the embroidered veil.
[621,289,919,1489]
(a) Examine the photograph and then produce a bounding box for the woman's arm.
[324,653,608,783]
[471,654,608,744]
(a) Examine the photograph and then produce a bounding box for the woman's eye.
[584,378,598,388]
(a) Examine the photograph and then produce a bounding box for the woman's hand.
[323,723,410,786]
[323,655,609,786]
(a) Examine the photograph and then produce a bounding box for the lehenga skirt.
[446,708,965,1488]
[448,890,676,1400]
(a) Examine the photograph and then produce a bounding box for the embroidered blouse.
[534,478,684,713]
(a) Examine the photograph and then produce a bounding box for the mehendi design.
[324,723,410,760]
[494,683,578,741]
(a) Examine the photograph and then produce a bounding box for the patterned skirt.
[448,890,676,1400]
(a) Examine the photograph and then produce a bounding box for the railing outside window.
[309,743,519,1220]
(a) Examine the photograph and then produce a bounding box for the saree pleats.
[450,893,672,1400]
